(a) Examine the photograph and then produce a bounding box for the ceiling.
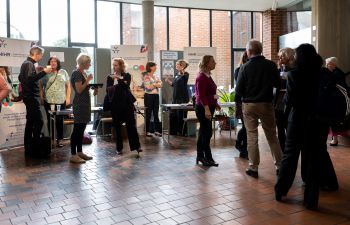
[115,0,306,11]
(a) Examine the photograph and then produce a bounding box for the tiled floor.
[1,127,350,225]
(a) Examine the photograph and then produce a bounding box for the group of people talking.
[1,39,348,210]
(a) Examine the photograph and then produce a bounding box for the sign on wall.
[110,45,148,98]
[184,47,217,85]
[0,103,27,149]
[0,37,34,67]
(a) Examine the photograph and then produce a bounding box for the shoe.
[146,132,153,137]
[116,150,123,155]
[304,201,318,210]
[154,132,162,137]
[330,141,338,146]
[275,192,287,202]
[77,152,93,160]
[246,168,258,178]
[70,155,86,163]
[207,159,219,167]
[320,185,339,192]
[239,152,248,160]
[196,157,210,166]
[56,141,64,148]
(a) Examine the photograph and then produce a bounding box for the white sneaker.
[70,155,86,163]
[78,152,93,160]
[154,132,162,137]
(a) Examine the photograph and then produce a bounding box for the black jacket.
[18,57,47,102]
[106,72,131,91]
[236,55,280,103]
[172,72,189,104]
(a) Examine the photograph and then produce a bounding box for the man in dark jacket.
[236,40,283,178]
[18,46,52,157]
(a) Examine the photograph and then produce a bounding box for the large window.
[154,6,167,67]
[169,8,189,50]
[10,0,39,40]
[190,9,209,47]
[41,0,68,46]
[232,12,252,48]
[212,11,231,88]
[122,4,143,45]
[70,0,95,43]
[97,1,121,48]
[253,12,262,42]
[0,0,6,37]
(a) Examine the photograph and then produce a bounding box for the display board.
[0,37,34,67]
[184,47,217,85]
[110,45,148,99]
[0,103,26,149]
[160,50,183,104]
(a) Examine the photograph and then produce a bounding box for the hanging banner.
[184,47,217,85]
[0,102,26,149]
[110,45,148,98]
[0,37,35,67]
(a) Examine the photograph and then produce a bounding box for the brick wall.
[262,10,288,63]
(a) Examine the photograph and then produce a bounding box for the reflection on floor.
[0,128,350,225]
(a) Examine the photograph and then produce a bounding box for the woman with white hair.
[69,53,97,163]
[325,57,347,146]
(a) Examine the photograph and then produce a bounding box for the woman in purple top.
[195,55,220,167]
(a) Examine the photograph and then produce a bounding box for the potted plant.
[216,88,235,130]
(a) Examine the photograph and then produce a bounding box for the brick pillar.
[262,10,287,63]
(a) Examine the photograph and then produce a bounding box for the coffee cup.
[56,105,61,111]
[50,104,55,111]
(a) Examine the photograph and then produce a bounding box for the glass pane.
[191,9,209,47]
[154,6,167,67]
[122,4,143,45]
[253,12,262,42]
[97,1,120,48]
[232,51,245,86]
[212,11,231,89]
[41,0,68,46]
[169,8,189,50]
[0,0,6,37]
[232,12,252,48]
[70,0,95,43]
[10,0,39,40]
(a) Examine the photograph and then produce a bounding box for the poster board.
[160,50,183,104]
[0,103,27,149]
[110,45,148,99]
[0,37,34,67]
[184,47,217,85]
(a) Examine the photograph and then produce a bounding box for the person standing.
[234,52,248,159]
[275,44,338,209]
[165,59,190,135]
[144,62,162,137]
[195,55,220,167]
[40,57,71,147]
[107,58,142,155]
[18,46,52,157]
[236,39,282,178]
[70,53,96,163]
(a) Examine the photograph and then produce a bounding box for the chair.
[96,111,113,137]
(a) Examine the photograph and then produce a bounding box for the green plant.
[217,89,235,117]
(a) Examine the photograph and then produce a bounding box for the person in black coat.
[107,58,142,155]
[275,44,338,209]
[234,52,248,159]
[165,60,190,135]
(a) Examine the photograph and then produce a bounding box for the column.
[142,0,154,61]
[312,0,350,73]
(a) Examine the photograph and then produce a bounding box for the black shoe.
[117,150,123,155]
[207,159,219,167]
[239,152,248,159]
[246,168,258,178]
[304,201,318,210]
[320,185,339,192]
[196,157,210,166]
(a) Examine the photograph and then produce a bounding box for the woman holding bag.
[40,56,71,147]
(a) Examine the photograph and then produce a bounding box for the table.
[161,102,235,144]
[48,106,103,150]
